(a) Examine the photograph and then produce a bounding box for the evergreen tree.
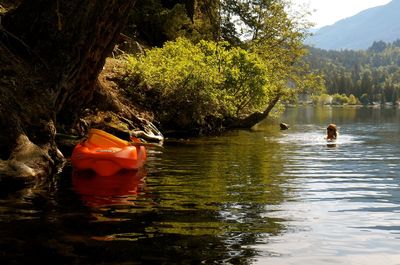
[305,39,400,105]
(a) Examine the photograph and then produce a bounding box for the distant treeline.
[305,40,400,105]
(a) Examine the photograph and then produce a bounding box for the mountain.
[306,0,400,50]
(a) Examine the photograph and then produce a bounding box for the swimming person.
[326,124,338,141]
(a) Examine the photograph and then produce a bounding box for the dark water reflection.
[1,106,400,264]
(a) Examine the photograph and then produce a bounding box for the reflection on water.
[1,106,400,264]
[72,169,147,207]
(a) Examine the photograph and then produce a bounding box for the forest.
[306,40,400,105]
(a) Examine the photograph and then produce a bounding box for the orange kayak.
[71,129,147,176]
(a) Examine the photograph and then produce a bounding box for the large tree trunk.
[0,0,136,179]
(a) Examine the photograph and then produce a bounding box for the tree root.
[0,134,63,181]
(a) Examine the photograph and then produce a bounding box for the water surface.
[1,106,400,264]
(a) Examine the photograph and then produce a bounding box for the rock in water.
[280,123,289,130]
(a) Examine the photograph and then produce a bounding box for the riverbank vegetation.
[312,93,360,106]
[122,38,270,134]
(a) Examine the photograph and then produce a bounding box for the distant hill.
[306,0,400,50]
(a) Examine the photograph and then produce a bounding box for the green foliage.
[348,94,359,105]
[122,0,324,132]
[124,38,271,132]
[128,1,193,46]
[305,39,400,105]
[331,93,350,105]
[360,94,370,105]
[218,44,271,115]
[312,93,359,106]
[312,93,332,105]
[220,0,324,103]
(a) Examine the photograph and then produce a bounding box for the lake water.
[1,106,400,264]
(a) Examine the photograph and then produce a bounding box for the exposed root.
[0,134,63,180]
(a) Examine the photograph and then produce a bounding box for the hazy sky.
[292,0,392,28]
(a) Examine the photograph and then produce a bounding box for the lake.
[1,106,400,264]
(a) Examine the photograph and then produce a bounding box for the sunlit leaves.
[124,37,271,131]
[220,0,323,104]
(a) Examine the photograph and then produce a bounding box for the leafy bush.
[332,93,349,105]
[312,93,332,105]
[348,94,359,105]
[312,93,360,105]
[124,38,271,133]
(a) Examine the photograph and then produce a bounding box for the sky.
[292,0,392,28]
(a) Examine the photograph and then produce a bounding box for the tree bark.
[0,0,136,179]
[224,93,282,129]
